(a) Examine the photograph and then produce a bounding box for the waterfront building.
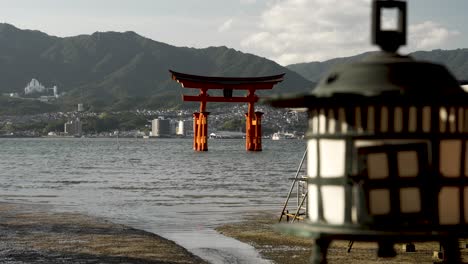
[64,119,82,136]
[151,118,171,137]
[24,78,46,94]
[176,120,193,136]
[52,86,58,98]
[24,78,60,99]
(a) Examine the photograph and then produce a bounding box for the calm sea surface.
[0,137,305,262]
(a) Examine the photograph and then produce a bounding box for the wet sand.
[216,211,468,264]
[0,202,207,263]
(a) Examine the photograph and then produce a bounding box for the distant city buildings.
[1,104,305,138]
[64,119,82,136]
[151,118,192,137]
[151,118,171,137]
[77,103,84,112]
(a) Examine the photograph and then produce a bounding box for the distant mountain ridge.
[0,23,312,112]
[287,49,468,83]
[2,22,467,114]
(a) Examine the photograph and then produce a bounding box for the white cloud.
[240,0,256,4]
[241,0,372,65]
[407,21,460,50]
[241,0,460,65]
[218,18,234,33]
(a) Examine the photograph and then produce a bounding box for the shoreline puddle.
[163,229,272,264]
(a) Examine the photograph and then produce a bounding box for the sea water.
[0,137,305,263]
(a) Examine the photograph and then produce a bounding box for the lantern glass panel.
[439,107,448,133]
[464,109,468,132]
[319,109,326,134]
[400,187,421,213]
[440,140,462,178]
[311,110,319,134]
[439,187,460,225]
[322,186,345,224]
[397,151,419,177]
[328,109,336,133]
[464,187,468,223]
[449,107,456,133]
[355,107,363,132]
[308,184,319,221]
[367,106,375,132]
[307,139,317,178]
[409,106,417,132]
[465,141,468,177]
[380,106,389,132]
[422,107,431,132]
[320,139,346,178]
[367,153,389,179]
[394,107,403,132]
[369,189,391,215]
[458,107,464,132]
[338,108,348,133]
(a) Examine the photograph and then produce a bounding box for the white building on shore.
[64,119,82,137]
[24,78,46,94]
[176,120,193,136]
[151,118,171,137]
[24,78,59,98]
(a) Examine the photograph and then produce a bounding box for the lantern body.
[306,103,468,231]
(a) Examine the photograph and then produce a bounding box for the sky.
[1,0,467,66]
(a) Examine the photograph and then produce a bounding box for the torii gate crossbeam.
[170,70,284,151]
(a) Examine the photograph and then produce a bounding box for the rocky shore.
[0,202,207,263]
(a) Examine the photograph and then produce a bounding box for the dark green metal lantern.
[271,0,468,263]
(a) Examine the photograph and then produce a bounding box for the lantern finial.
[372,0,407,53]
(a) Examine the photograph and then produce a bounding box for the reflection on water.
[0,137,304,262]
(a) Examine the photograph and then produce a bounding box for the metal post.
[279,148,308,222]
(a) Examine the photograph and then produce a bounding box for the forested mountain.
[2,22,467,114]
[287,49,468,83]
[0,23,312,112]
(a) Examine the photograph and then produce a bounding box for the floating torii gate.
[170,70,284,151]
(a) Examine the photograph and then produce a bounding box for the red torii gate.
[170,70,284,151]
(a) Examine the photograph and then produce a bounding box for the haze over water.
[0,137,304,263]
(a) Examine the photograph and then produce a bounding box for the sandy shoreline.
[0,202,207,263]
[216,211,468,264]
[8,201,466,264]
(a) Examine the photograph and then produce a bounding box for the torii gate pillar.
[245,110,264,151]
[193,112,209,151]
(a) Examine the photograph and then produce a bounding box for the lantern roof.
[269,52,468,109]
[312,52,464,98]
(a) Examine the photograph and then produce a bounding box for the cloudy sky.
[1,0,467,65]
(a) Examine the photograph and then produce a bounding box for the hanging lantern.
[270,0,468,263]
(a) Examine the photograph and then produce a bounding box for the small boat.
[271,132,282,140]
